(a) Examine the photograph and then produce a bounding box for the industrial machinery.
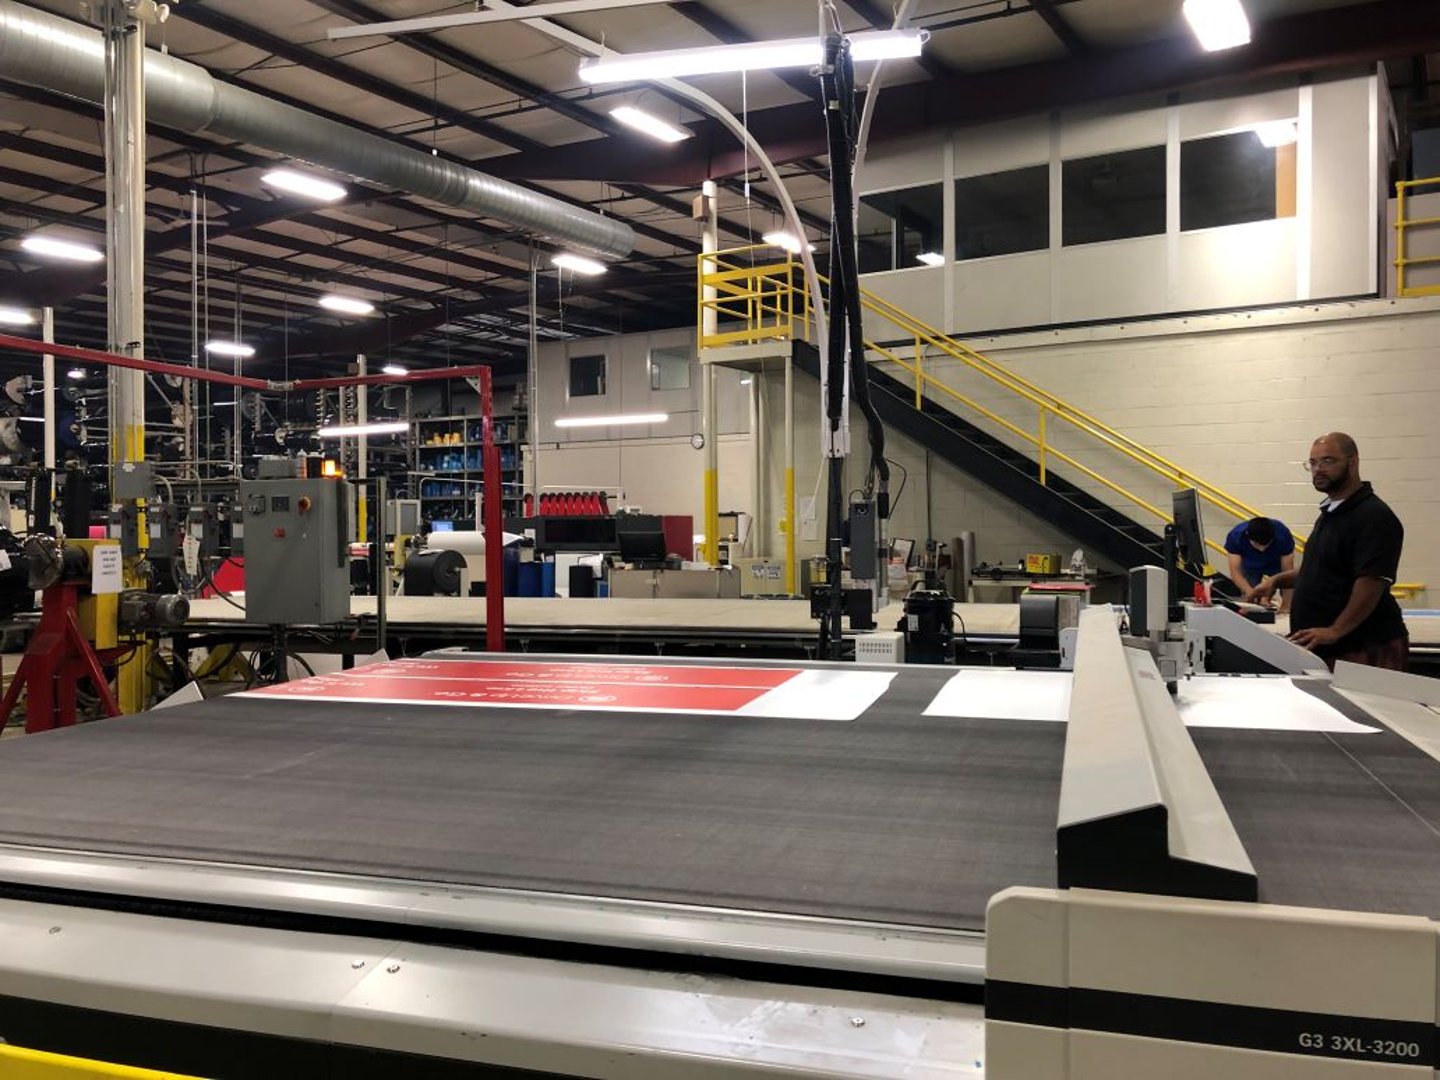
[0,620,1431,1075]
[238,475,350,626]
[0,533,188,732]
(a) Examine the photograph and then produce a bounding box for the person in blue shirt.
[1224,516,1295,612]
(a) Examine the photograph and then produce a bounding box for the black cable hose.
[821,34,890,511]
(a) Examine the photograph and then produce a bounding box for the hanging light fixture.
[578,29,926,84]
[261,168,347,202]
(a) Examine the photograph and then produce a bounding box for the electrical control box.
[239,478,350,625]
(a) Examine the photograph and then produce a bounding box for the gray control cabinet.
[239,478,350,625]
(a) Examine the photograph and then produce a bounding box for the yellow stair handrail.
[1395,176,1440,299]
[696,248,1424,597]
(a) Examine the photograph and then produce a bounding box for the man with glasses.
[1252,433,1407,670]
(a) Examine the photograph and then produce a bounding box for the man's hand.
[1288,625,1339,650]
[1248,576,1276,604]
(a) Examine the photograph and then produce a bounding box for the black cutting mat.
[1192,724,1440,919]
[0,667,1064,931]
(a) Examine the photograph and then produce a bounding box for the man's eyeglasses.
[1302,456,1346,473]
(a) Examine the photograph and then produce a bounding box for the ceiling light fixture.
[578,29,926,84]
[1182,0,1250,52]
[318,294,376,315]
[0,306,34,326]
[610,106,691,143]
[1253,120,1298,148]
[555,413,668,429]
[204,341,256,359]
[916,251,945,267]
[762,230,812,254]
[21,235,104,263]
[381,363,409,376]
[261,168,347,202]
[317,421,409,438]
[66,368,85,380]
[552,253,607,275]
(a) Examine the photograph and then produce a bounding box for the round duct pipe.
[0,0,634,259]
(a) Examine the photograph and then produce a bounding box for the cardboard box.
[1025,553,1061,575]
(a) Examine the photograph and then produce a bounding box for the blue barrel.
[503,546,520,596]
[517,561,541,597]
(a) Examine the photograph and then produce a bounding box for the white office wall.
[532,326,757,541]
[857,73,1381,334]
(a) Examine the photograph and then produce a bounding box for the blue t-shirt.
[1223,519,1295,585]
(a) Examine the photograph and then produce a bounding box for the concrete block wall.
[885,296,1440,603]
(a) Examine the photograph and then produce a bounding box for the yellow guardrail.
[697,244,809,348]
[1395,177,1440,298]
[697,246,1426,599]
[0,1045,198,1079]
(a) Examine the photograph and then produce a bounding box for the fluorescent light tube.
[381,363,409,376]
[552,253,607,275]
[554,413,668,428]
[0,306,34,325]
[1183,0,1250,52]
[317,421,409,438]
[611,106,692,143]
[578,29,926,84]
[1253,120,1297,148]
[916,251,945,266]
[21,236,103,263]
[262,169,347,202]
[762,230,812,254]
[319,294,375,315]
[204,341,256,359]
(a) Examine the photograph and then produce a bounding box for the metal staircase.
[789,340,1164,569]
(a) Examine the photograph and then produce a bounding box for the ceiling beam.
[1029,0,1089,56]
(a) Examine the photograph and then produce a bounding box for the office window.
[1062,146,1167,246]
[1181,129,1295,231]
[857,184,944,273]
[569,354,606,397]
[649,345,691,391]
[954,164,1049,259]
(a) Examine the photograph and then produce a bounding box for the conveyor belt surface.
[1192,716,1440,919]
[0,662,1063,931]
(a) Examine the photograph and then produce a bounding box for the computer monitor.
[1170,488,1207,578]
[618,524,668,565]
[431,520,455,533]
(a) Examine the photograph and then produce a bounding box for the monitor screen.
[1171,488,1207,575]
[431,520,455,532]
[618,526,668,564]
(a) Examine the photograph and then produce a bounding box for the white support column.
[104,0,146,469]
[700,179,720,566]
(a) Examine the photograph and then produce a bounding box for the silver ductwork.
[0,0,634,259]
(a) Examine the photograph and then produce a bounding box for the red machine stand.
[0,583,123,733]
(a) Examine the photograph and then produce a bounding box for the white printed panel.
[924,671,1377,733]
[924,669,1073,722]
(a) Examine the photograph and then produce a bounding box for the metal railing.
[697,244,808,349]
[695,248,1430,597]
[1395,177,1440,297]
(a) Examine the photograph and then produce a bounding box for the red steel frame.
[0,332,505,653]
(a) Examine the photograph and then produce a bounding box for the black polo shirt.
[1289,481,1406,655]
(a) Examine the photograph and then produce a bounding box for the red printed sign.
[245,658,802,713]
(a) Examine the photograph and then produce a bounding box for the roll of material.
[425,530,487,556]
[404,549,466,597]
